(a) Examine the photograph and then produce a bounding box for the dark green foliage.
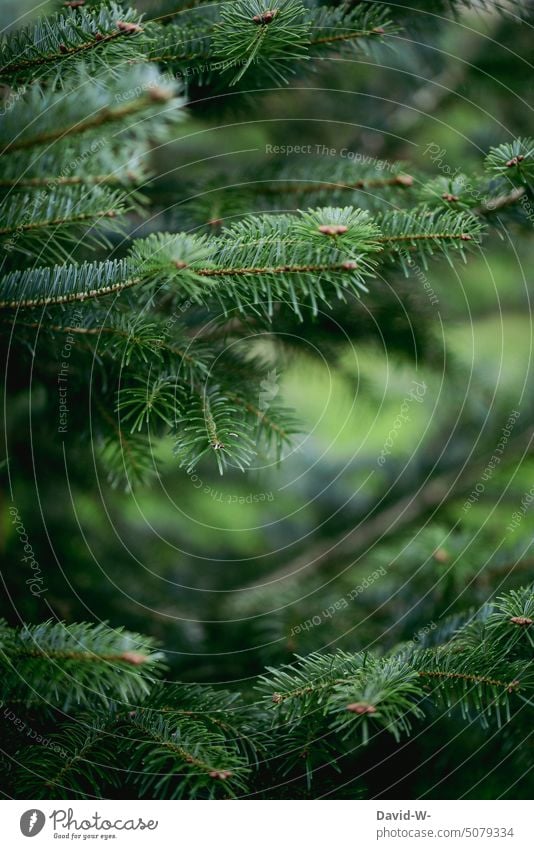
[1,0,533,801]
[0,3,148,84]
[1,585,532,798]
[0,620,163,709]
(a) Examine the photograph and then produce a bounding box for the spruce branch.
[485,137,534,185]
[308,1,397,55]
[378,207,485,271]
[0,620,164,709]
[0,259,142,310]
[144,0,395,84]
[2,584,533,797]
[116,374,183,432]
[15,716,122,799]
[174,386,257,474]
[119,710,250,798]
[0,3,148,84]
[0,171,149,190]
[97,402,162,489]
[211,0,310,84]
[0,64,183,159]
[0,185,130,261]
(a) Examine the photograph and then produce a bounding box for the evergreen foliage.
[1,584,532,798]
[0,0,533,800]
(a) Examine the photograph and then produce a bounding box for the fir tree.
[0,0,533,799]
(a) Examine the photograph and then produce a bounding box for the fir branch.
[117,374,183,432]
[0,185,129,260]
[267,173,415,195]
[120,710,250,798]
[2,583,534,797]
[308,2,397,54]
[417,668,521,692]
[0,620,163,709]
[0,232,209,309]
[0,211,379,312]
[1,94,168,157]
[145,0,395,84]
[0,3,148,84]
[378,207,485,271]
[0,260,142,309]
[411,646,531,727]
[97,402,162,489]
[0,172,146,190]
[485,137,534,185]
[0,64,182,159]
[15,716,121,799]
[0,196,123,237]
[174,387,257,474]
[225,389,300,460]
[212,0,310,84]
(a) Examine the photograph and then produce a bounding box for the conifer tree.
[0,0,533,799]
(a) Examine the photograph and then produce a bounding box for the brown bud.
[342,261,358,270]
[372,27,385,35]
[119,651,148,665]
[318,224,348,236]
[510,616,533,626]
[460,234,472,241]
[506,155,524,167]
[433,548,449,564]
[173,260,188,269]
[148,86,172,103]
[116,21,144,34]
[94,32,104,41]
[395,174,414,187]
[346,702,377,714]
[272,692,283,704]
[442,193,459,202]
[207,218,222,228]
[253,9,279,25]
[59,44,69,54]
[209,770,233,780]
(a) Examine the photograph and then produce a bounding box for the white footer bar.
[2,800,531,848]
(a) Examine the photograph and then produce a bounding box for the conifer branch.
[0,3,148,83]
[1,0,532,801]
[1,96,165,156]
[0,174,143,189]
[3,581,533,797]
[418,669,521,692]
[265,174,415,195]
